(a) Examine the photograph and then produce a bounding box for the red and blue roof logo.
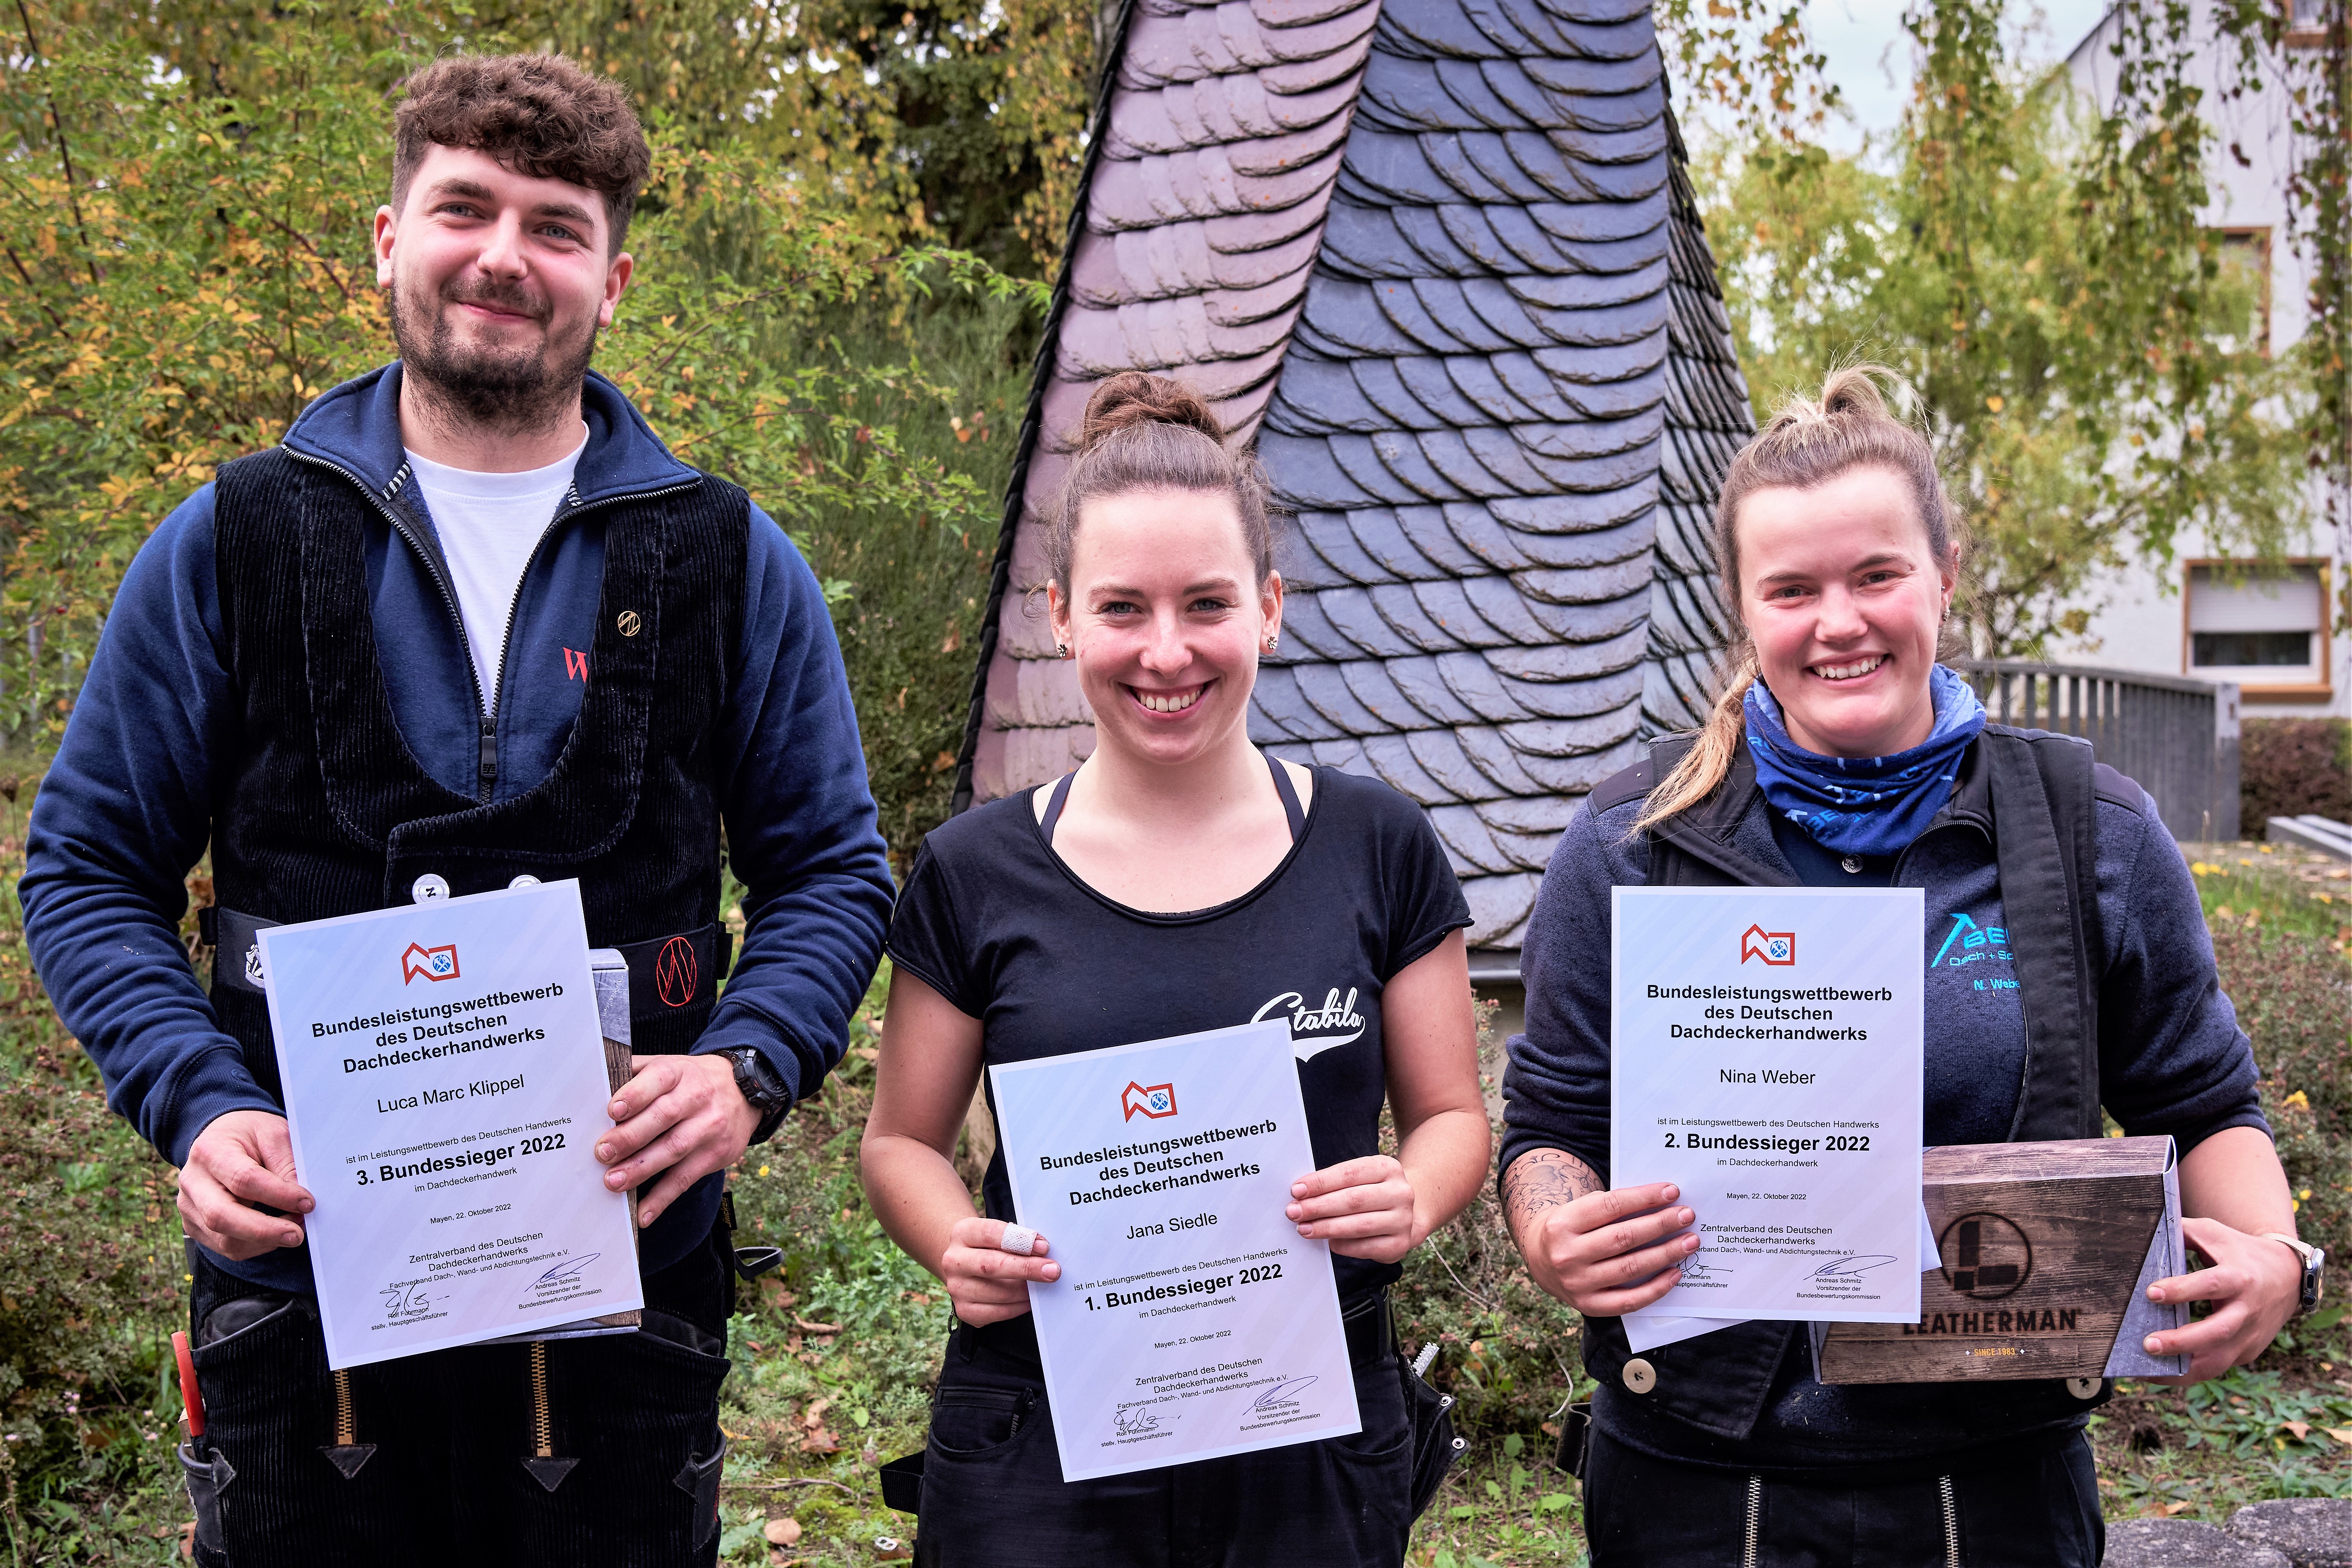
[401,942,460,984]
[1121,1082,1177,1121]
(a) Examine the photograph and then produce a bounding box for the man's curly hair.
[392,54,651,252]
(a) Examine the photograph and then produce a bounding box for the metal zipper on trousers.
[1938,1474,1962,1567]
[332,1367,356,1447]
[1742,1473,1764,1568]
[287,448,697,804]
[529,1340,554,1458]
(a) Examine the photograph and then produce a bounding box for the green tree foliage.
[1701,3,2311,656]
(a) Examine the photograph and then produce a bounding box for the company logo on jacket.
[1254,988,1366,1061]
[1932,913,2014,967]
[1932,912,2018,991]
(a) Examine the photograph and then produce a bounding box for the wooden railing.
[1954,660,2242,841]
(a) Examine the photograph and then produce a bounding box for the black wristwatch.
[2263,1233,2326,1316]
[716,1047,791,1146]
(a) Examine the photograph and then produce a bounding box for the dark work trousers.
[912,1313,1416,1568]
[1582,1428,2104,1568]
[179,1217,735,1568]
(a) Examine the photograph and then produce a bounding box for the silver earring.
[1264,636,1279,652]
[1056,642,1070,659]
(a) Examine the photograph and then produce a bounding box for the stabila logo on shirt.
[1739,925,1796,966]
[400,942,460,984]
[1254,989,1367,1061]
[1121,1082,1177,1121]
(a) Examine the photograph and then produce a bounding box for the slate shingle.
[958,0,1746,968]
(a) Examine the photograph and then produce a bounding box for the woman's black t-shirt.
[885,764,1472,1303]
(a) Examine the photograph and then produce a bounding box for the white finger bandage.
[999,1224,1037,1257]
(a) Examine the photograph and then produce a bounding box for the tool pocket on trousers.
[927,1386,1036,1459]
[672,1437,727,1549]
[177,1441,234,1555]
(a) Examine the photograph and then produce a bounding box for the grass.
[0,839,2345,1562]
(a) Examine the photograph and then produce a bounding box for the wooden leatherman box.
[1811,1136,2187,1383]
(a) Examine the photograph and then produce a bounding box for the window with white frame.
[2186,562,2330,688]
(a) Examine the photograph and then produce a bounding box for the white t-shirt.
[404,429,587,712]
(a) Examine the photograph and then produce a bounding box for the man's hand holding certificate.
[259,880,643,1369]
[990,1021,1360,1482]
[1612,888,1926,1329]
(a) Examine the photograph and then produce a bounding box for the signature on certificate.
[1675,1260,1732,1282]
[1812,1255,1897,1278]
[380,1281,433,1317]
[1251,1377,1319,1413]
[537,1254,597,1288]
[1113,1406,1163,1436]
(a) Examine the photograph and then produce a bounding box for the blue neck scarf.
[1743,664,1986,857]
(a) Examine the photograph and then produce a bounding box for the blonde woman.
[1500,368,2306,1565]
[861,373,1491,1567]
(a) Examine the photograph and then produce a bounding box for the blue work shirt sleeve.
[688,506,893,1103]
[21,487,282,1164]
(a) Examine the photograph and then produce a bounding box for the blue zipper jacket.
[22,363,895,1288]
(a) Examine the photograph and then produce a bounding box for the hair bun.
[1078,371,1226,453]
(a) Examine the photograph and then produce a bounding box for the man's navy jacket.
[21,363,896,1289]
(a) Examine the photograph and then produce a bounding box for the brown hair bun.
[1079,371,1227,450]
[1045,372,1282,597]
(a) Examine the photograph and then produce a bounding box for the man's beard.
[389,274,597,434]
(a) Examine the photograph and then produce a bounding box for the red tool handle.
[172,1331,204,1438]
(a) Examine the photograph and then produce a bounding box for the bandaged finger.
[999,1223,1039,1257]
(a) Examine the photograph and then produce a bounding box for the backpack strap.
[1984,730,2105,1142]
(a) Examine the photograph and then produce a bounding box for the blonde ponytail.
[1629,364,1962,835]
[1632,650,1756,836]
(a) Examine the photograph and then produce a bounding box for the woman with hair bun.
[1499,365,2308,1564]
[861,371,1492,1566]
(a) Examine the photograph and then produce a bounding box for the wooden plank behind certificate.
[1817,1138,2171,1383]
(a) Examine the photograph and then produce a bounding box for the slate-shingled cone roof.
[953,0,1750,966]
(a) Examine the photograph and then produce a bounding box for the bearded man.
[21,54,893,1567]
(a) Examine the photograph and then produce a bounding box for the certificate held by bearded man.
[258,879,644,1369]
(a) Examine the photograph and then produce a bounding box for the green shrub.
[792,292,1039,868]
[2210,916,2352,1263]
[0,1047,185,1531]
[2244,720,2352,835]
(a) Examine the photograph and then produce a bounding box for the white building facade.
[2064,3,2349,720]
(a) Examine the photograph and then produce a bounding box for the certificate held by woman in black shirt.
[989,1017,1357,1480]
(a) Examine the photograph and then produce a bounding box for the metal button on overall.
[2066,1377,2102,1400]
[411,873,450,903]
[508,875,541,889]
[1622,1358,1657,1394]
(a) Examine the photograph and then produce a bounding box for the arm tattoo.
[1502,1148,1602,1234]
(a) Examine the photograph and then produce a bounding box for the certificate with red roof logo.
[1613,886,1926,1329]
[257,879,643,1368]
[991,1020,1359,1481]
